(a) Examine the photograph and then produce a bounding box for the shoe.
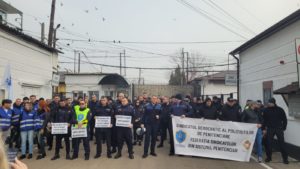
[36,154,45,160]
[85,155,90,160]
[150,152,157,157]
[157,144,163,148]
[27,154,32,159]
[258,157,262,163]
[71,155,78,160]
[94,154,101,159]
[19,155,26,160]
[138,142,142,146]
[169,152,175,156]
[48,147,52,151]
[111,148,117,154]
[283,159,289,164]
[51,154,60,160]
[129,154,134,159]
[265,158,272,163]
[66,154,71,160]
[114,153,122,159]
[133,142,137,146]
[142,154,148,158]
[107,154,112,158]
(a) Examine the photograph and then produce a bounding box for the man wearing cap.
[263,98,289,164]
[0,99,13,143]
[168,94,192,156]
[220,97,241,122]
[241,101,264,162]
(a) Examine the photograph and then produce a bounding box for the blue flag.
[2,64,13,100]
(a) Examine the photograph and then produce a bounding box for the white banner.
[51,123,68,134]
[115,115,132,127]
[95,116,111,128]
[71,127,88,138]
[172,116,257,162]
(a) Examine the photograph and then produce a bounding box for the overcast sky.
[4,0,300,83]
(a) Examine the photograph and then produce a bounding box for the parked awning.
[273,82,299,94]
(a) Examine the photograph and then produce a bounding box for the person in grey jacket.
[241,101,264,163]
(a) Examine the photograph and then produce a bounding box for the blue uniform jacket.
[0,107,12,131]
[142,103,161,125]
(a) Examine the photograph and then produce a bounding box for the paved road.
[20,140,299,169]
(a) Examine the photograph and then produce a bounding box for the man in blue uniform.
[169,94,192,156]
[141,96,161,158]
[94,96,113,159]
[0,99,13,143]
[114,97,135,159]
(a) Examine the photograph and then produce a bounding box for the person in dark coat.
[157,96,171,148]
[50,99,73,160]
[263,98,289,164]
[199,98,219,120]
[220,97,241,122]
[133,99,144,146]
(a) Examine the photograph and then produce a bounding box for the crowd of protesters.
[0,93,289,164]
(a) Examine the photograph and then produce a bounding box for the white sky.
[4,0,300,84]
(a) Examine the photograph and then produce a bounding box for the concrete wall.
[0,29,58,100]
[239,20,300,147]
[133,84,193,97]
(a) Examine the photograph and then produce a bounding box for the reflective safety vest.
[74,107,89,128]
[20,110,36,131]
[0,107,12,131]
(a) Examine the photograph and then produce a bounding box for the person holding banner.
[94,96,113,159]
[241,101,264,163]
[168,94,192,156]
[71,100,91,160]
[141,96,161,158]
[114,97,135,159]
[198,98,219,120]
[50,100,73,160]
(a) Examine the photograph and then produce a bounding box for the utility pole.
[186,52,189,84]
[48,0,56,47]
[138,68,142,85]
[119,52,122,75]
[181,48,185,86]
[74,50,77,73]
[78,52,81,73]
[40,22,45,43]
[123,50,126,76]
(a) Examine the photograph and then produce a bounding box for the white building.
[230,9,300,158]
[0,1,59,101]
[63,73,129,100]
[191,71,237,100]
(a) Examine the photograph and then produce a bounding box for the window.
[73,91,83,99]
[263,81,273,105]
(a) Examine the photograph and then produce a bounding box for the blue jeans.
[255,128,263,158]
[21,130,34,155]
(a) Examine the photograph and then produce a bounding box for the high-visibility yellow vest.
[74,107,89,128]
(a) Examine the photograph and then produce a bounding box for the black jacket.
[193,103,203,118]
[199,105,219,120]
[160,103,171,122]
[220,104,241,122]
[263,105,287,130]
[51,106,72,124]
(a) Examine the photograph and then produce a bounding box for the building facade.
[230,9,300,158]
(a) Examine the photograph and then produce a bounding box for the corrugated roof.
[0,0,22,14]
[273,82,299,94]
[193,70,236,81]
[0,23,60,54]
[230,9,300,55]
